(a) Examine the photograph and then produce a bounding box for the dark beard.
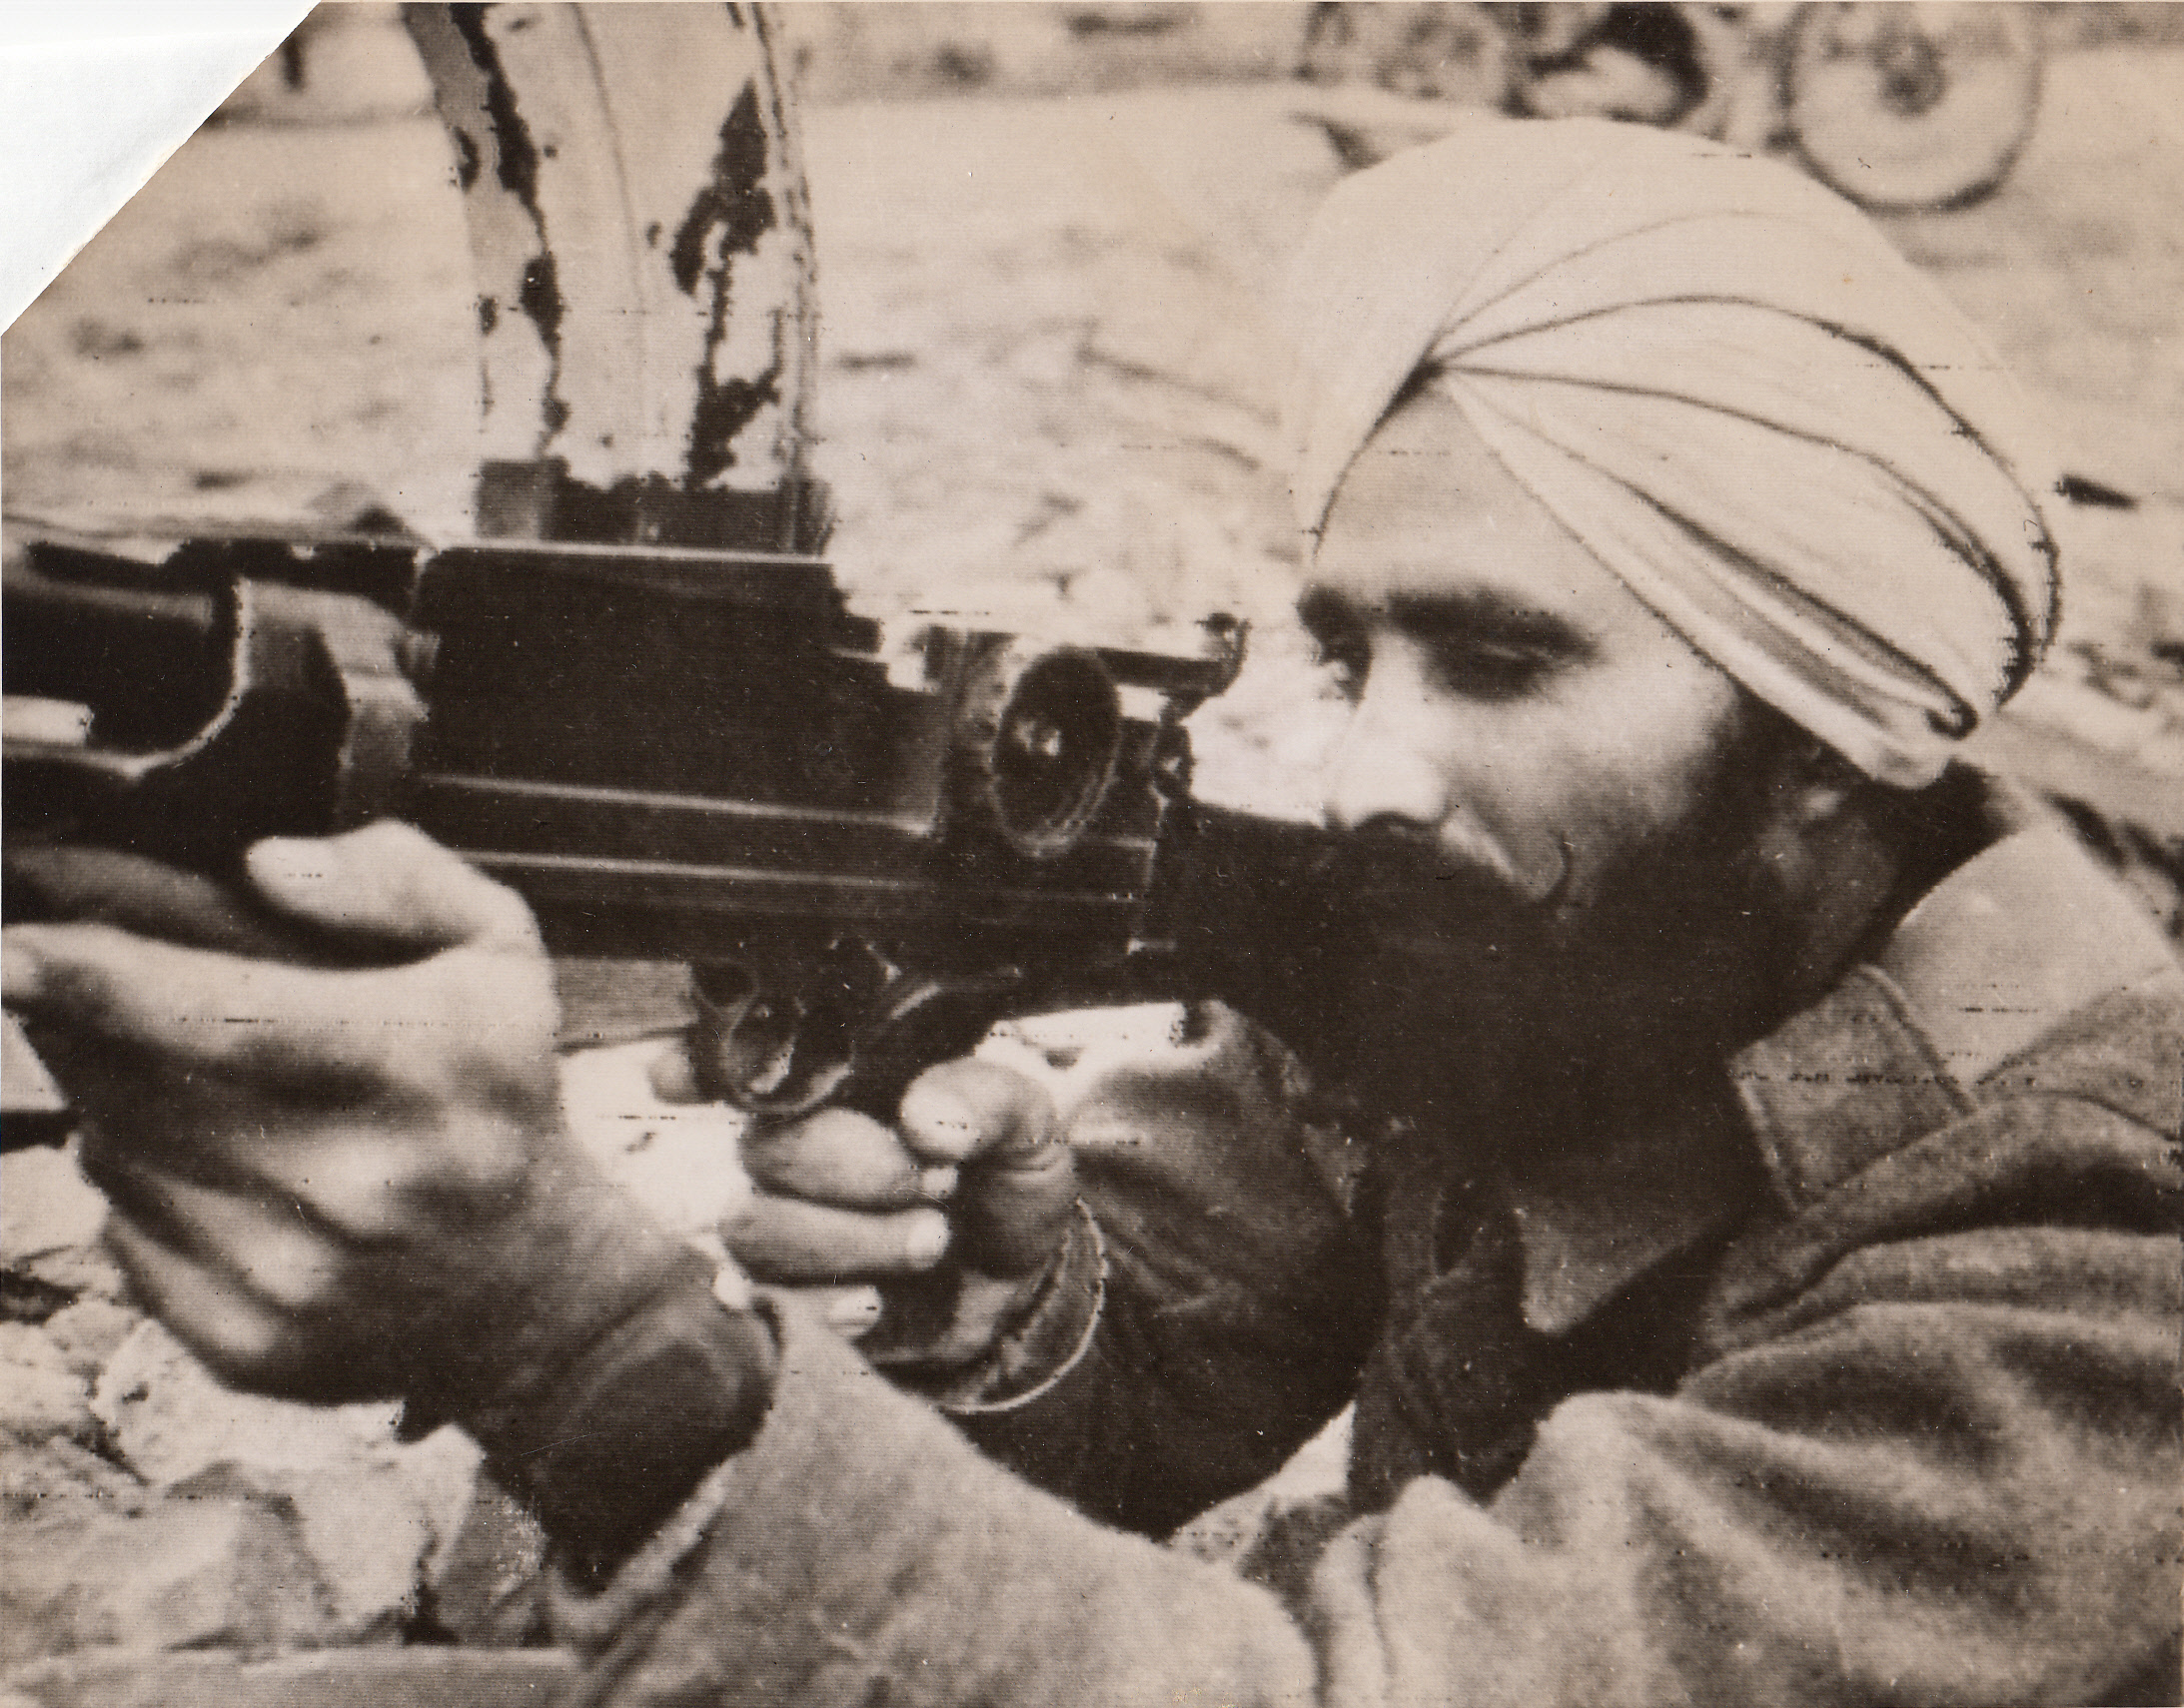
[1324,705,1807,1136]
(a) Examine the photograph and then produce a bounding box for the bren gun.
[2,522,1382,1149]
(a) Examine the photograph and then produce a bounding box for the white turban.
[1283,117,2059,788]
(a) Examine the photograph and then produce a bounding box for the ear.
[1777,737,1864,831]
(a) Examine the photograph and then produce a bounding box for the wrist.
[872,1201,1105,1410]
[463,1272,780,1586]
[400,1151,700,1431]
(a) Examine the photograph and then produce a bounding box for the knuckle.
[195,1316,289,1388]
[718,1197,775,1251]
[412,1125,530,1205]
[477,885,545,950]
[406,978,552,1109]
[249,1242,340,1315]
[348,820,420,854]
[443,861,545,950]
[300,1135,433,1239]
[35,928,127,1021]
[349,820,444,871]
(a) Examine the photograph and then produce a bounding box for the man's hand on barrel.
[1,824,714,1416]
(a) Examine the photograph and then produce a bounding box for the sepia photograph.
[3,4,2181,1702]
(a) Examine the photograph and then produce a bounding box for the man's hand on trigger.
[651,1041,1080,1367]
[1,824,698,1414]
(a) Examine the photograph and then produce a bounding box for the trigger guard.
[690,965,858,1119]
[689,950,1029,1123]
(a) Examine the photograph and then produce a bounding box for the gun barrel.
[3,556,231,748]
[4,532,1231,956]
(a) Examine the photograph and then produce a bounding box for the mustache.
[1331,819,1571,922]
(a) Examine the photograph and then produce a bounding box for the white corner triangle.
[0,1,314,331]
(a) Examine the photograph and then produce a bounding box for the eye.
[1311,630,1371,702]
[1389,595,1583,703]
[1417,634,1549,701]
[1298,589,1371,703]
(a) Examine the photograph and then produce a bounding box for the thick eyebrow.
[1385,591,1594,658]
[1296,585,1362,645]
[1300,585,1594,658]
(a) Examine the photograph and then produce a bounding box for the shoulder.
[1714,995,2179,1351]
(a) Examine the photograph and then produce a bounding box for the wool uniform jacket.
[546,780,2183,1707]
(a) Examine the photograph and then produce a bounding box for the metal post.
[401,3,824,551]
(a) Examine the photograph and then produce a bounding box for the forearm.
[546,1295,1319,1708]
[941,1206,1370,1536]
[927,1002,1382,1532]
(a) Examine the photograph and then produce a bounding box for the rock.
[0,1325,95,1446]
[0,1647,578,1708]
[0,1464,338,1664]
[93,1322,376,1486]
[2143,580,2184,666]
[427,1476,551,1647]
[37,1300,138,1383]
[90,1321,482,1639]
[0,1433,147,1524]
[0,1149,120,1304]
[195,1456,473,1640]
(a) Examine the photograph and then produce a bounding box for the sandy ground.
[6,37,2182,811]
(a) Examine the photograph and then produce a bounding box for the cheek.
[1471,662,1741,897]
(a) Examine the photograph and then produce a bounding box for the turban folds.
[1283,118,2058,788]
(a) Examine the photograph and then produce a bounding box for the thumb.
[899,1061,1073,1278]
[897,1059,1057,1167]
[247,823,540,953]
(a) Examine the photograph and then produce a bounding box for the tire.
[1783,2,2042,213]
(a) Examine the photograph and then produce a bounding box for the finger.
[247,823,538,953]
[899,1061,1075,1277]
[954,1141,1077,1277]
[774,1283,884,1338]
[4,848,302,958]
[4,921,467,1090]
[896,1059,1057,1166]
[646,1039,705,1104]
[96,1121,427,1252]
[723,1192,950,1283]
[88,1155,342,1317]
[822,1286,885,1337]
[102,1212,298,1391]
[742,1108,956,1209]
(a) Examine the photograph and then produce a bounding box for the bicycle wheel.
[1783,3,2042,213]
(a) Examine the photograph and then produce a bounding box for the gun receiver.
[6,527,1364,1128]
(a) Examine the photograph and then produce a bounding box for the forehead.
[1308,389,1653,634]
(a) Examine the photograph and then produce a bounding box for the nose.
[1322,688,1448,833]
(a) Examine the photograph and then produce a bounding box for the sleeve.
[544,1093,2178,1708]
[546,1295,1323,1708]
[1348,1209,2182,1704]
[906,1001,1384,1536]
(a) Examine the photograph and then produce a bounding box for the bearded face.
[1300,395,1822,1125]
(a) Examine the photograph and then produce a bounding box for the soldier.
[7,120,2179,1705]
